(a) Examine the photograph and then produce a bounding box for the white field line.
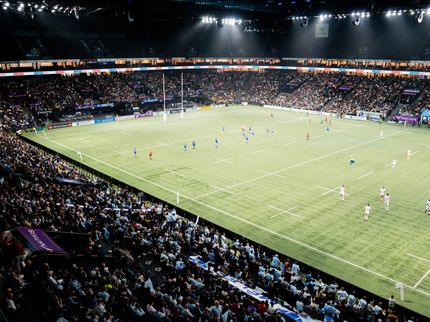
[164,168,185,177]
[197,131,401,200]
[357,172,373,180]
[321,186,340,196]
[411,151,420,155]
[268,205,301,219]
[313,134,325,139]
[251,149,268,154]
[407,253,430,264]
[120,132,134,137]
[109,115,307,154]
[212,157,234,164]
[413,269,430,289]
[79,138,90,143]
[258,170,285,178]
[316,184,340,196]
[419,143,428,147]
[37,135,430,299]
[210,185,235,195]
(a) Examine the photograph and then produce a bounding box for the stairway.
[385,103,402,121]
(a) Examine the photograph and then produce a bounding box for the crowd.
[0,125,422,321]
[322,76,410,118]
[406,86,430,115]
[0,71,428,124]
[240,71,295,105]
[273,73,343,110]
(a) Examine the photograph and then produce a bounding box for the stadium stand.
[0,71,429,129]
[0,107,422,321]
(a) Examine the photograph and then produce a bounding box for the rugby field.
[25,105,430,316]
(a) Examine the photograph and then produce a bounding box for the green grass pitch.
[25,105,430,316]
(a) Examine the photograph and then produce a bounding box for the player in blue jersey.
[192,140,196,150]
[183,143,187,152]
[222,126,225,135]
[245,135,249,144]
[133,147,137,158]
[215,137,219,148]
[349,156,356,166]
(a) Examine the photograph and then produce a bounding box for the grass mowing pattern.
[25,105,430,316]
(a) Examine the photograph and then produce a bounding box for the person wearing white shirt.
[339,185,346,201]
[384,193,390,211]
[425,199,430,215]
[379,186,385,200]
[364,203,371,222]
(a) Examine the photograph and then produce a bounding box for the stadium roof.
[2,0,430,22]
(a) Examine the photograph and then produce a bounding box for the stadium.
[0,0,430,321]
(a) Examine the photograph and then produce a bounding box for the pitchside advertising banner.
[357,111,382,122]
[263,105,337,118]
[47,122,72,130]
[392,114,419,125]
[94,116,116,124]
[72,120,95,127]
[134,111,154,118]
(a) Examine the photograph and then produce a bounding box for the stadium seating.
[1,71,428,131]
[0,128,418,321]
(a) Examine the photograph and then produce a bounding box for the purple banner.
[393,115,419,125]
[17,227,66,253]
[339,86,351,91]
[134,111,154,118]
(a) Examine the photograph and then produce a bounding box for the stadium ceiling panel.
[3,0,430,20]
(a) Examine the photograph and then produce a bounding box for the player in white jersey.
[379,186,386,200]
[364,203,371,222]
[384,193,390,211]
[407,149,411,160]
[339,185,346,201]
[425,199,430,215]
[391,159,397,169]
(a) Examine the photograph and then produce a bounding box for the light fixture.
[300,17,308,27]
[417,11,424,23]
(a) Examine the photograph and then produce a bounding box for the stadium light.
[417,11,424,23]
[300,17,308,27]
